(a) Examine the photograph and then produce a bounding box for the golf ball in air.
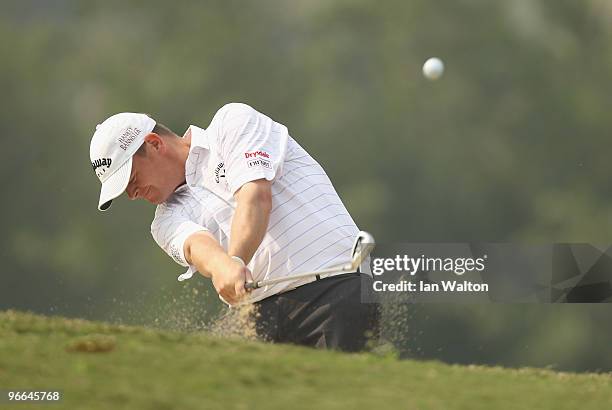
[423,57,444,80]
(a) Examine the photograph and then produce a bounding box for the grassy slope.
[0,310,611,410]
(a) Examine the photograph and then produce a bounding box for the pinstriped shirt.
[150,103,362,304]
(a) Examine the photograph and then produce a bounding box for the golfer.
[89,103,379,351]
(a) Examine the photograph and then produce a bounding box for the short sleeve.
[151,204,207,273]
[215,103,289,194]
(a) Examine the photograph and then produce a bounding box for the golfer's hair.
[135,115,177,156]
[152,122,176,138]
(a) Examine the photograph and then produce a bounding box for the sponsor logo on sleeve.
[244,150,272,170]
[169,243,185,265]
[244,150,270,159]
[247,158,272,169]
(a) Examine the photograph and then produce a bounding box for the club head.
[351,231,376,269]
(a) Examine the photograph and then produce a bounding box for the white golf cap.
[90,112,156,211]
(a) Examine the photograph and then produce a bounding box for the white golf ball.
[423,57,444,80]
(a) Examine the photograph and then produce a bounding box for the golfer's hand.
[211,260,254,305]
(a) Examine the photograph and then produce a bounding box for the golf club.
[244,231,375,290]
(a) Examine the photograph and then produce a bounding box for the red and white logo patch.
[244,150,272,170]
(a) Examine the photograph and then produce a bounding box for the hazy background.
[1,0,612,372]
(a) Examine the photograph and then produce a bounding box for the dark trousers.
[252,272,380,352]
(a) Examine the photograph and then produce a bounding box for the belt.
[315,266,361,281]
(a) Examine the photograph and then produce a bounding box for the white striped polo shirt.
[150,103,365,304]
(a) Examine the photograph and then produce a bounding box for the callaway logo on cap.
[89,113,156,211]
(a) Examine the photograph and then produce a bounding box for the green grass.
[0,310,611,410]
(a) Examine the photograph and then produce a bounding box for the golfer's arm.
[228,179,273,264]
[183,232,234,279]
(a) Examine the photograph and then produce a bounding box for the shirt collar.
[183,125,209,150]
[183,125,209,186]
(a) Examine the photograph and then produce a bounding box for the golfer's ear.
[144,133,164,152]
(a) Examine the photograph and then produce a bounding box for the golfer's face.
[126,152,170,205]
